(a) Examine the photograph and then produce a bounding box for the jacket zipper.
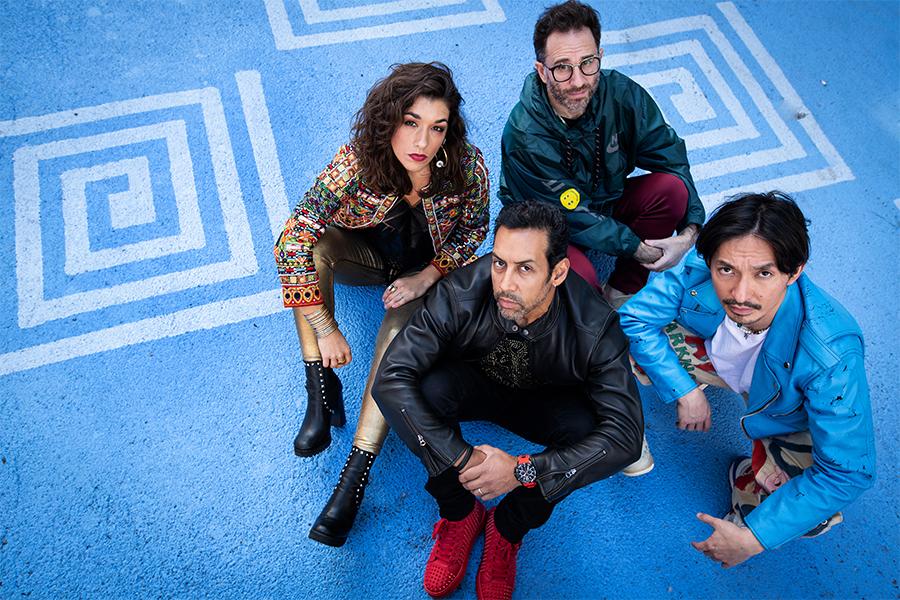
[740,390,781,438]
[541,448,608,500]
[400,408,452,473]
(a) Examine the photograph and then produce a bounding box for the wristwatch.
[514,454,537,488]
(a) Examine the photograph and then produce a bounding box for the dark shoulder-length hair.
[351,62,469,198]
[696,190,810,275]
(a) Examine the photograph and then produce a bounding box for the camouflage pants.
[631,321,729,390]
[728,432,842,537]
[631,321,842,537]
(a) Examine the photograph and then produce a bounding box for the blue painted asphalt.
[1,1,897,598]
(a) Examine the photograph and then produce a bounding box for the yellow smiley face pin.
[560,188,580,210]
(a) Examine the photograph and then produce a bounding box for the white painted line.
[263,0,505,50]
[603,7,851,198]
[0,88,218,137]
[18,243,258,330]
[700,168,858,209]
[55,123,205,276]
[298,0,464,24]
[717,1,853,185]
[11,87,258,328]
[235,70,291,242]
[631,67,716,123]
[0,290,283,377]
[702,17,805,178]
[0,3,857,376]
[605,40,760,151]
[97,157,156,229]
[200,87,257,275]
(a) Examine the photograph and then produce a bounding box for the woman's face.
[390,95,450,180]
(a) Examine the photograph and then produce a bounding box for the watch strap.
[516,454,537,488]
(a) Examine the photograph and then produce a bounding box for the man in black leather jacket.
[373,201,643,600]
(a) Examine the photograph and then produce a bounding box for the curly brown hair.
[351,62,468,198]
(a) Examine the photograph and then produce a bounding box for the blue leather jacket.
[619,249,875,549]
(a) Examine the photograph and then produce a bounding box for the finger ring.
[477,488,483,496]
[389,284,397,292]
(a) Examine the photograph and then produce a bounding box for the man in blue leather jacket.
[619,191,875,567]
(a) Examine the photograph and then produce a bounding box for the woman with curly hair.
[274,62,490,547]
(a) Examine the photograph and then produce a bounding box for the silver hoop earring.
[435,145,448,168]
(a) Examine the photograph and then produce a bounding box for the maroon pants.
[568,173,688,294]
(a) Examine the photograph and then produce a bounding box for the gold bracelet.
[315,320,338,339]
[303,306,330,326]
[306,314,330,328]
[303,306,338,339]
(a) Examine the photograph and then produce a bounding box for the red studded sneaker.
[423,501,486,598]
[476,508,521,600]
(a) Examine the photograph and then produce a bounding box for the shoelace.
[432,518,448,541]
[431,519,466,567]
[485,528,518,581]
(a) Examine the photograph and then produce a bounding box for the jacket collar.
[745,280,804,409]
[521,71,607,134]
[760,280,803,368]
[687,262,804,360]
[693,279,725,315]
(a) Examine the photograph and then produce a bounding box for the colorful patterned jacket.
[275,143,490,308]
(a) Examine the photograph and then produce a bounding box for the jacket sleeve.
[618,261,701,403]
[499,134,641,257]
[630,86,705,232]
[430,148,490,276]
[274,145,355,308]
[743,351,876,549]
[531,311,644,502]
[372,279,474,476]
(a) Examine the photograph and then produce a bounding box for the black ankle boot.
[293,361,345,457]
[308,446,376,547]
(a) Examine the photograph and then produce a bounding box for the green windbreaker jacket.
[499,70,704,257]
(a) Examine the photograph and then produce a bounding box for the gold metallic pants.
[293,227,423,455]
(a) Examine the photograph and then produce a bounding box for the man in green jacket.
[500,0,705,308]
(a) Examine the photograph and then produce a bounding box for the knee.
[311,228,342,270]
[375,322,404,353]
[654,172,687,194]
[420,368,461,421]
[374,305,420,358]
[567,245,601,290]
[654,173,689,213]
[381,305,418,340]
[547,413,594,447]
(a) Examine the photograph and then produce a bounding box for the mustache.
[723,299,762,310]
[494,292,523,305]
[566,85,591,95]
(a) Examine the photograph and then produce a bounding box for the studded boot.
[293,361,345,457]
[308,446,375,547]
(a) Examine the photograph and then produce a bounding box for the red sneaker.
[476,508,521,600]
[424,501,486,598]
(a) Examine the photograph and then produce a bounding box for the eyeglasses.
[543,55,601,82]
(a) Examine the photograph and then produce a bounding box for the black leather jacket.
[373,255,643,503]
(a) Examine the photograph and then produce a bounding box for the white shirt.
[708,318,769,395]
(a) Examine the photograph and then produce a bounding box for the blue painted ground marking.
[1,1,897,598]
